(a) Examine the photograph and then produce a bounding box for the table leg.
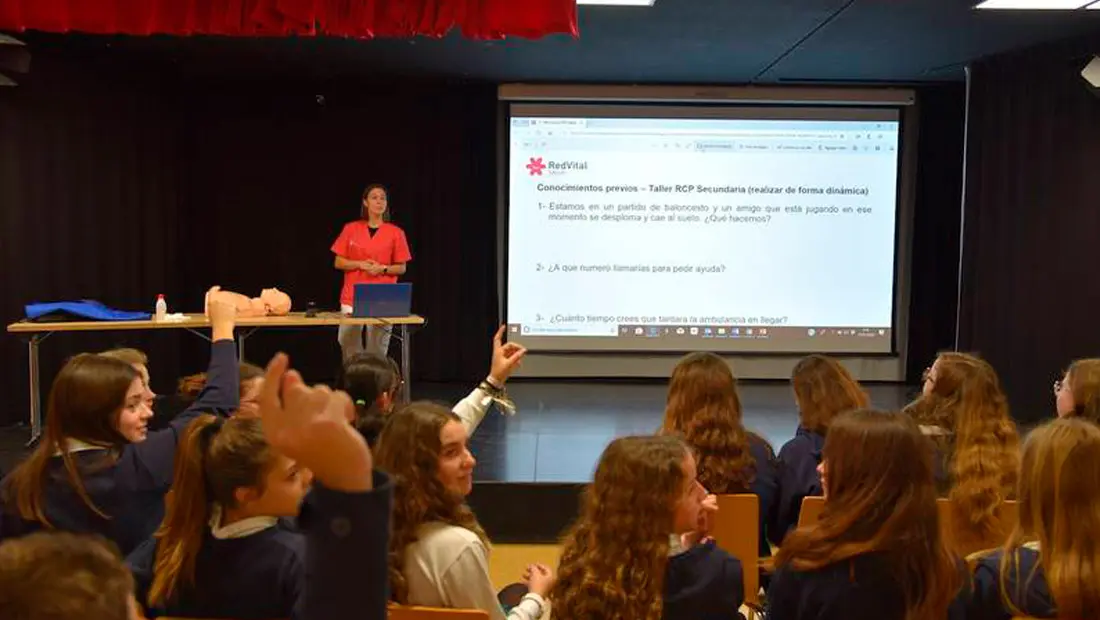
[400,324,412,404]
[27,336,42,446]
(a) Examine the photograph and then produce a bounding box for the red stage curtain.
[0,0,577,39]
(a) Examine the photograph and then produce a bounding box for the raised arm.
[259,353,390,620]
[452,325,526,435]
[118,298,238,491]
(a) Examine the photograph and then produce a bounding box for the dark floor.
[0,380,916,482]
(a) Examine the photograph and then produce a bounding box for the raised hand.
[489,324,527,386]
[259,353,372,492]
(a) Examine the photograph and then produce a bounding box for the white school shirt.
[403,522,546,620]
[400,386,545,620]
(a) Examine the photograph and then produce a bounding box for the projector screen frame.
[494,85,919,380]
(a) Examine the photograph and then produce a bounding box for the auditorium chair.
[712,493,761,614]
[389,605,490,620]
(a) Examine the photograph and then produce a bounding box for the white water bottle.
[155,294,168,321]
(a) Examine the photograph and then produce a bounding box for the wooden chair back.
[388,606,490,620]
[711,494,760,604]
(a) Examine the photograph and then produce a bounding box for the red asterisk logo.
[526,157,546,176]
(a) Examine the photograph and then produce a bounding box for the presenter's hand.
[360,260,385,275]
[489,324,527,386]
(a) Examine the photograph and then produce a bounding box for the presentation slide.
[505,105,901,354]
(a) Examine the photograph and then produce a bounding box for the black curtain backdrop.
[0,47,498,426]
[961,34,1100,424]
[906,85,966,384]
[0,43,970,427]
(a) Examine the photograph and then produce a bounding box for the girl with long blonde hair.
[375,402,552,620]
[908,352,1019,551]
[552,435,744,620]
[768,409,965,620]
[660,352,777,557]
[968,417,1100,619]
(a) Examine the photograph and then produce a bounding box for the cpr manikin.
[205,286,292,317]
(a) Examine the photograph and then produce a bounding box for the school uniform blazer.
[766,553,970,620]
[770,426,825,546]
[968,546,1057,620]
[0,339,239,554]
[664,540,746,620]
[128,471,394,620]
[746,433,780,558]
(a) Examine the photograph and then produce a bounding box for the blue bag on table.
[25,300,150,322]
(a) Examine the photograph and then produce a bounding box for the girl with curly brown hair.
[374,402,552,620]
[660,352,778,558]
[767,409,967,620]
[551,435,745,620]
[771,355,869,545]
[908,352,1019,553]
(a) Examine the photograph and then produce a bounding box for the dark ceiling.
[14,0,1100,84]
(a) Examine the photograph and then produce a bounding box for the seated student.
[552,435,744,620]
[177,361,265,417]
[375,402,552,620]
[906,352,1019,552]
[0,352,393,620]
[767,409,966,620]
[771,355,869,545]
[347,324,526,447]
[127,415,310,619]
[660,352,778,558]
[0,300,240,555]
[968,418,1100,620]
[1054,358,1100,423]
[99,347,161,428]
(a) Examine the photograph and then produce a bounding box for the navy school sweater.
[664,539,746,620]
[745,434,780,559]
[967,546,1057,620]
[770,426,825,547]
[0,339,239,555]
[129,472,393,620]
[766,552,970,620]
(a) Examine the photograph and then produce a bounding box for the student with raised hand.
[967,418,1100,620]
[552,435,744,620]
[766,409,966,620]
[375,402,551,620]
[0,298,240,554]
[660,352,778,558]
[1053,358,1100,423]
[126,414,310,619]
[771,355,869,545]
[0,352,392,620]
[907,352,1019,552]
[347,325,526,446]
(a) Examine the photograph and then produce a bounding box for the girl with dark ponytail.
[128,415,309,619]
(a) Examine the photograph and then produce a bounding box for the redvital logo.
[526,157,546,175]
[526,157,589,176]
